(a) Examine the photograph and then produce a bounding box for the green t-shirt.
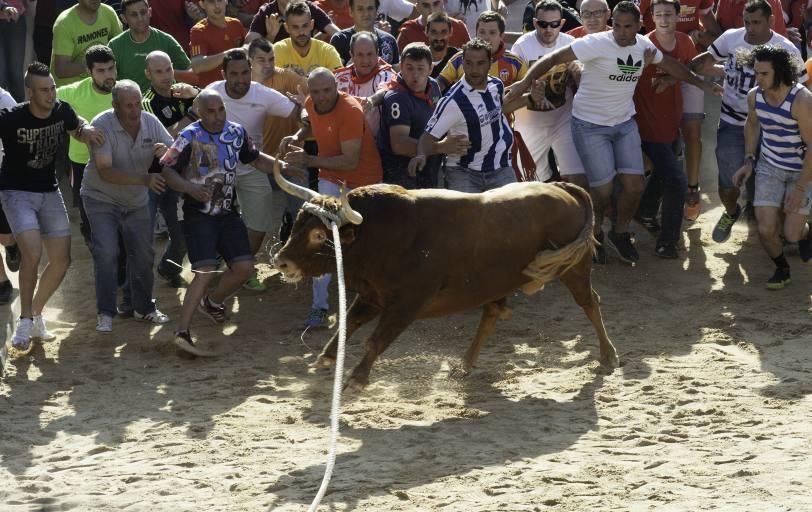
[51,4,123,87]
[108,27,192,92]
[57,78,114,164]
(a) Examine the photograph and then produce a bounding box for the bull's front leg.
[346,308,419,391]
[312,295,381,369]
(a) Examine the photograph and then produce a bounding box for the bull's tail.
[520,182,596,295]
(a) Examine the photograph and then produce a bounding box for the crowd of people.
[0,0,811,356]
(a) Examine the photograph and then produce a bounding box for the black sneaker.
[593,231,608,265]
[198,296,226,324]
[798,224,812,264]
[766,266,791,290]
[655,242,679,259]
[4,244,20,272]
[606,231,639,264]
[712,204,741,243]
[0,279,12,305]
[173,330,216,357]
[634,214,661,235]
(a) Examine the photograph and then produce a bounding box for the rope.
[306,220,348,512]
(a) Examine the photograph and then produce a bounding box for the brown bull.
[271,163,619,390]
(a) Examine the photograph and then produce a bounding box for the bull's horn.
[273,155,318,202]
[339,183,363,225]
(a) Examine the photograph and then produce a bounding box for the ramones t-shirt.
[0,101,80,192]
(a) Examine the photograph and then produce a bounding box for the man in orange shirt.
[189,0,247,86]
[280,67,382,327]
[397,0,470,52]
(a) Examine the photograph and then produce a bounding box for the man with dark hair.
[51,0,123,87]
[0,62,104,350]
[397,0,470,52]
[731,45,812,288]
[438,11,527,92]
[691,0,805,245]
[83,80,174,332]
[245,0,338,44]
[330,0,400,65]
[189,0,247,87]
[507,1,720,265]
[108,0,191,92]
[273,1,342,77]
[412,39,529,193]
[57,44,118,248]
[425,12,458,78]
[379,42,467,188]
[206,48,298,290]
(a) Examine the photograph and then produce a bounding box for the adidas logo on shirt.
[609,55,643,82]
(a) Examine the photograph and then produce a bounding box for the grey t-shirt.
[82,110,173,208]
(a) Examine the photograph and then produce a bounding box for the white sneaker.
[31,315,56,341]
[96,314,113,334]
[11,317,33,350]
[134,309,170,324]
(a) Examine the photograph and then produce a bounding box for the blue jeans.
[639,141,687,246]
[0,16,26,101]
[150,189,187,276]
[83,196,156,317]
[445,166,516,193]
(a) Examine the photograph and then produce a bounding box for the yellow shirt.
[273,38,342,78]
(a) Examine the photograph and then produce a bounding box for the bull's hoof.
[450,363,473,379]
[309,355,336,369]
[344,376,368,392]
[600,351,620,370]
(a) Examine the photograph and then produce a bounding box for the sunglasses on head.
[536,19,562,29]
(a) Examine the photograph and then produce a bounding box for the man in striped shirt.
[731,45,812,290]
[410,38,528,193]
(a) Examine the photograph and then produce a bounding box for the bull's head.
[271,158,363,283]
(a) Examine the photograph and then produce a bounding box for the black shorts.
[181,209,253,269]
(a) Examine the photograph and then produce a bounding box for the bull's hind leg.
[558,255,619,369]
[311,296,381,369]
[462,298,511,373]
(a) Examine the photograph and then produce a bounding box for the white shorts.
[235,169,275,233]
[681,81,705,120]
[515,112,585,181]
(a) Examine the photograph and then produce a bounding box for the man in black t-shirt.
[142,50,199,289]
[0,62,104,352]
[425,12,458,78]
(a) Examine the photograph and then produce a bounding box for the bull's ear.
[338,225,356,245]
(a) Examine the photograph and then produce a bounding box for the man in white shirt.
[205,48,298,290]
[507,1,720,265]
[512,0,586,187]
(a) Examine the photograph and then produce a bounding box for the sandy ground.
[2,9,812,510]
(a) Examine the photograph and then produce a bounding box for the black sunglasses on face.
[536,19,562,29]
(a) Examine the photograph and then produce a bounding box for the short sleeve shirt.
[82,110,174,208]
[142,88,195,128]
[108,27,191,92]
[57,77,114,164]
[248,0,333,42]
[715,0,788,36]
[305,92,382,188]
[639,0,713,33]
[189,18,247,86]
[439,50,528,88]
[51,4,123,86]
[160,120,260,215]
[0,89,17,168]
[330,27,400,66]
[313,0,352,29]
[273,38,342,77]
[0,101,80,192]
[570,31,663,126]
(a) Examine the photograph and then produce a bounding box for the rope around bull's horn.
[306,219,348,512]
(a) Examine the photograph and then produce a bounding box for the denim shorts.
[715,120,745,191]
[181,209,254,269]
[0,189,71,238]
[754,159,812,215]
[570,116,644,187]
[445,166,516,193]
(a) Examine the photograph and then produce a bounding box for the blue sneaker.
[304,308,329,328]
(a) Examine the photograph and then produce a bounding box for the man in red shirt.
[567,0,610,37]
[189,0,247,86]
[397,0,470,52]
[151,0,205,52]
[314,0,353,28]
[634,0,698,258]
[280,67,382,327]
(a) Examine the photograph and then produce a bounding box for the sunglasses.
[535,19,562,29]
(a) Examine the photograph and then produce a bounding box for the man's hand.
[143,173,167,193]
[265,12,282,40]
[153,143,168,159]
[0,5,20,21]
[785,184,808,213]
[184,0,205,22]
[171,82,200,99]
[437,134,470,155]
[375,19,391,33]
[283,144,310,167]
[282,162,308,180]
[81,125,105,145]
[186,183,211,203]
[407,155,426,177]
[787,27,802,46]
[652,75,677,94]
[504,78,530,104]
[732,163,752,188]
[286,84,307,107]
[643,48,659,67]
[701,79,724,97]
[278,135,301,155]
